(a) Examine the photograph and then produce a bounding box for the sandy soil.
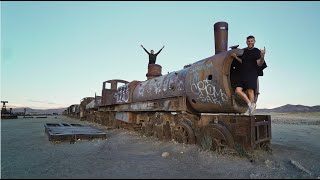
[1,114,320,179]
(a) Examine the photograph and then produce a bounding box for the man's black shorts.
[236,79,257,91]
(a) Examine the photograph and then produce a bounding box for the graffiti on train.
[116,84,129,103]
[138,71,186,97]
[190,67,227,106]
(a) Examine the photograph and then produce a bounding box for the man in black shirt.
[141,45,165,64]
[231,35,266,115]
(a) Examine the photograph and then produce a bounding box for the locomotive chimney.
[214,21,228,54]
[146,64,162,80]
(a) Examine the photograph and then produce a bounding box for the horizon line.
[5,103,320,110]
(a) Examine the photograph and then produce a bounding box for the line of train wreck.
[63,21,271,153]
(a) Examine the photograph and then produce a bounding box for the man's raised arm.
[141,45,150,54]
[257,47,266,66]
[156,45,165,55]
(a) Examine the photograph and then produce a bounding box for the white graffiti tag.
[116,84,129,103]
[191,75,227,106]
[138,84,145,97]
[137,71,185,97]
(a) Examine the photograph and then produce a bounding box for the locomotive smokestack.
[146,64,162,80]
[214,21,228,54]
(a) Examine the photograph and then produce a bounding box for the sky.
[1,1,320,109]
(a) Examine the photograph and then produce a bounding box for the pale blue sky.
[1,1,320,109]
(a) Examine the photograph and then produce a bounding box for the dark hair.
[247,35,255,40]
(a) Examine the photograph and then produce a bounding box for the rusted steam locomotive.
[63,21,271,152]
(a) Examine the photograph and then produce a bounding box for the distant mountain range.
[7,104,320,114]
[256,104,320,113]
[11,107,67,114]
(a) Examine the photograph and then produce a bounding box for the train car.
[74,21,271,153]
[66,104,80,118]
[82,95,102,122]
[79,97,95,119]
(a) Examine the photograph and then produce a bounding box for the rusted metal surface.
[252,115,271,149]
[146,64,162,80]
[101,79,129,106]
[185,49,248,113]
[86,96,102,110]
[81,109,271,151]
[214,21,228,55]
[197,114,271,151]
[116,81,140,104]
[95,22,257,114]
[100,51,249,114]
[64,21,271,152]
[64,104,80,118]
[173,121,196,144]
[80,97,94,118]
[99,96,188,112]
[44,123,106,142]
[115,112,136,123]
[132,69,188,102]
[200,123,235,151]
[80,97,94,108]
[70,104,80,114]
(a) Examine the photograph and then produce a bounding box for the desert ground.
[1,113,320,179]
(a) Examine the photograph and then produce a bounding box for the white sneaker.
[249,103,256,115]
[244,108,250,116]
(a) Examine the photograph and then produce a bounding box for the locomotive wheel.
[173,122,196,144]
[201,123,234,152]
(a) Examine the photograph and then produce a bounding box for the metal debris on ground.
[44,123,107,143]
[290,160,312,176]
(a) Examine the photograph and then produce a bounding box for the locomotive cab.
[101,79,129,106]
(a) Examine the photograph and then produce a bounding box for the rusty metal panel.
[96,21,261,114]
[70,104,79,113]
[198,114,271,150]
[85,96,102,110]
[75,105,80,113]
[101,89,117,106]
[80,97,94,107]
[116,81,140,104]
[101,79,129,106]
[131,48,249,114]
[86,99,95,109]
[115,112,136,123]
[214,22,228,55]
[80,97,94,118]
[253,115,272,146]
[184,49,248,113]
[112,96,188,112]
[132,69,188,102]
[146,64,162,79]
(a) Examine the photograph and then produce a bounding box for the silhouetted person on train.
[231,35,267,116]
[141,45,165,64]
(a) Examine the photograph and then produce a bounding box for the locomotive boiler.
[67,21,271,153]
